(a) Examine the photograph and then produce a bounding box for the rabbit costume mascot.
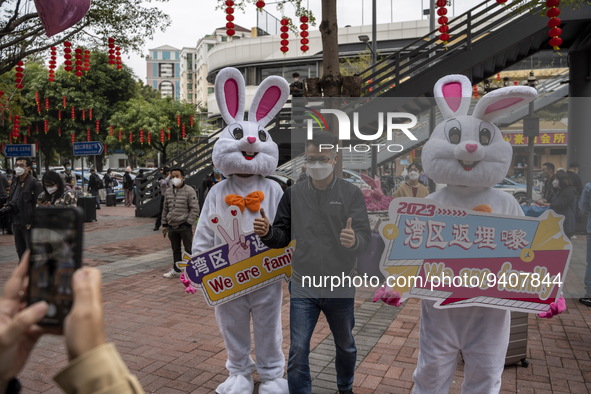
[414,74,539,393]
[192,68,289,394]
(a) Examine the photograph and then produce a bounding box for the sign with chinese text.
[504,132,567,146]
[176,205,294,306]
[378,198,571,313]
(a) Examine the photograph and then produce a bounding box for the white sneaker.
[163,268,179,278]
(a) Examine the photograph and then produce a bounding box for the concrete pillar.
[567,48,591,185]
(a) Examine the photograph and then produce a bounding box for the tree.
[108,94,199,165]
[0,0,171,75]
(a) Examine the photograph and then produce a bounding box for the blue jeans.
[288,297,356,393]
[584,234,591,297]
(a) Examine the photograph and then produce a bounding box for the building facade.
[146,45,181,100]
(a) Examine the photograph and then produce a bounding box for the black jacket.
[88,173,100,192]
[6,174,42,226]
[550,185,576,236]
[261,177,371,289]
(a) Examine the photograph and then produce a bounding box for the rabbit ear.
[433,74,472,119]
[215,68,245,125]
[472,86,537,122]
[248,76,290,127]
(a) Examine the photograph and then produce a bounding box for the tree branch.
[0,12,39,36]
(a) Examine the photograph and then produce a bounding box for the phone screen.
[28,207,83,326]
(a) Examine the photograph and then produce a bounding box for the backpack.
[93,174,104,189]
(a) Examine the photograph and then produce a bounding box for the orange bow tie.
[225,191,265,212]
[472,204,492,213]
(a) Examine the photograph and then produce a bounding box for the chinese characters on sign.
[504,132,567,146]
[379,198,572,314]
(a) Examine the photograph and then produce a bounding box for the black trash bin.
[106,193,116,207]
[77,196,97,222]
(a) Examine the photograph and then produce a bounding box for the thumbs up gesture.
[340,217,356,248]
[253,208,270,237]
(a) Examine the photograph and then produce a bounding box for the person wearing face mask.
[37,171,77,207]
[200,166,225,208]
[154,167,171,231]
[123,167,134,207]
[161,168,200,278]
[392,163,430,199]
[254,131,371,394]
[0,157,43,259]
[60,161,76,191]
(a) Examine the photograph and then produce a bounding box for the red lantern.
[181,124,186,139]
[437,0,450,45]
[45,97,50,111]
[256,1,265,9]
[82,109,86,121]
[129,131,133,143]
[473,85,479,99]
[140,129,145,144]
[547,0,562,50]
[115,46,122,70]
[160,129,165,143]
[71,132,76,144]
[95,119,100,134]
[71,106,76,120]
[118,129,122,141]
[15,61,24,89]
[87,128,91,141]
[226,1,235,36]
[83,49,91,72]
[58,110,62,121]
[280,18,290,54]
[75,47,84,78]
[147,132,152,144]
[44,119,49,134]
[64,41,73,72]
[89,107,93,120]
[63,96,67,108]
[300,15,310,53]
[109,125,114,136]
[49,46,57,82]
[12,115,20,140]
[35,91,41,114]
[176,113,181,126]
[108,37,116,65]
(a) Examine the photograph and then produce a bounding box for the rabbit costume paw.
[215,374,254,394]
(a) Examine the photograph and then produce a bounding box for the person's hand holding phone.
[64,267,106,361]
[0,252,48,385]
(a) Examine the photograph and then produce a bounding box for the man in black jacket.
[88,168,101,210]
[0,157,43,259]
[254,131,370,394]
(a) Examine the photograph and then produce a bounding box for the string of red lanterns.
[12,115,20,141]
[140,129,145,144]
[44,120,49,134]
[95,119,100,134]
[64,42,73,72]
[160,129,165,143]
[49,47,57,82]
[280,18,290,53]
[83,49,91,73]
[15,61,24,89]
[300,15,309,53]
[147,132,152,144]
[35,91,41,114]
[86,128,91,141]
[547,0,562,50]
[71,106,76,120]
[437,0,450,44]
[118,129,123,141]
[75,47,84,78]
[226,1,236,37]
[108,38,116,66]
[181,124,186,139]
[71,132,76,144]
[115,46,122,70]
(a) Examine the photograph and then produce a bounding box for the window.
[159,63,174,78]
[207,87,214,94]
[160,81,174,98]
[118,159,127,168]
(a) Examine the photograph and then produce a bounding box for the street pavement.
[0,206,590,393]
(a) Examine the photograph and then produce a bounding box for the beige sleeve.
[54,343,144,394]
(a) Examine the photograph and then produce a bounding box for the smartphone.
[27,206,84,326]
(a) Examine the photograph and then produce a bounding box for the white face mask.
[46,186,58,195]
[171,178,183,187]
[408,171,420,180]
[552,179,559,188]
[307,162,334,181]
[65,166,71,171]
[14,167,25,177]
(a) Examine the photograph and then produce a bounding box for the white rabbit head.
[422,74,537,188]
[212,67,290,177]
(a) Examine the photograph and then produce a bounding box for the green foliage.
[0,0,171,75]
